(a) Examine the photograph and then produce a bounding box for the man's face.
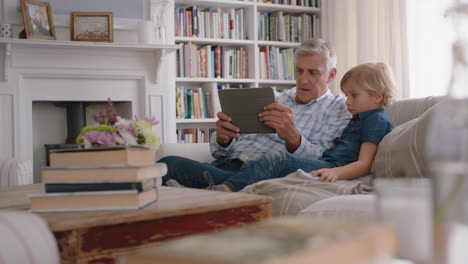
[294,55,335,105]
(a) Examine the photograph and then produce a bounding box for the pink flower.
[82,130,117,147]
[134,115,159,126]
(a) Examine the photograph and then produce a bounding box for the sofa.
[156,96,445,218]
[0,158,33,187]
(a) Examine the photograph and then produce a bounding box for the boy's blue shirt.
[320,108,392,167]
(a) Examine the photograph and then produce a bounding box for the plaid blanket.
[241,169,374,216]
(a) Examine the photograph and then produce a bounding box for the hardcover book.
[48,146,155,167]
[119,217,397,264]
[44,178,157,193]
[41,163,167,183]
[30,188,158,212]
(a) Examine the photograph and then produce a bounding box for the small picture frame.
[70,12,113,42]
[20,0,56,40]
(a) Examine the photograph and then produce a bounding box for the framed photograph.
[71,12,113,42]
[20,0,56,40]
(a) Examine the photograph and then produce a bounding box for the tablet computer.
[218,87,276,134]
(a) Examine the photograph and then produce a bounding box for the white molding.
[149,94,165,143]
[0,38,179,50]
[0,94,14,158]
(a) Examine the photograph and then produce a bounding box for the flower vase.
[426,3,468,264]
[154,25,166,44]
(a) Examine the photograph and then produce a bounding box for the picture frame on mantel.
[70,12,113,42]
[20,0,56,40]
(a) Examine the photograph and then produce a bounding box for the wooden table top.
[0,184,272,232]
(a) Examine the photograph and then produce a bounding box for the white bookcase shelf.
[176,118,217,123]
[175,37,255,46]
[176,77,256,83]
[172,0,322,143]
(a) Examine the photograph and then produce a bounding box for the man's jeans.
[160,151,335,191]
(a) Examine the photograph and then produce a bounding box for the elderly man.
[160,38,351,189]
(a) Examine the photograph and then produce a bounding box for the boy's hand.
[311,168,339,182]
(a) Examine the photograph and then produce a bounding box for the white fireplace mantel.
[0,38,178,82]
[0,38,178,183]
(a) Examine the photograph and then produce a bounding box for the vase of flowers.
[150,0,171,44]
[426,3,468,264]
[76,99,161,150]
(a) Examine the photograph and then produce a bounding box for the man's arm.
[311,141,378,182]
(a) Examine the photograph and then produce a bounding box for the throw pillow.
[372,100,444,179]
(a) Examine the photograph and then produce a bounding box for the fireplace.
[1,39,175,184]
[41,101,134,165]
[43,102,87,165]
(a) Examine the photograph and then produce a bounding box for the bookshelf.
[173,0,322,143]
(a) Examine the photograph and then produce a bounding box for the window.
[406,0,456,98]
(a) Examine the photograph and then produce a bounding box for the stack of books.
[30,146,167,212]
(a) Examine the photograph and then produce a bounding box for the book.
[118,217,397,264]
[218,87,276,133]
[44,178,157,193]
[49,146,155,167]
[41,163,167,183]
[30,188,158,212]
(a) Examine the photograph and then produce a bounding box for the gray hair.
[294,39,337,72]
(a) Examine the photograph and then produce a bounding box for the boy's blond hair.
[340,62,395,107]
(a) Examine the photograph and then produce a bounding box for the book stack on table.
[30,146,167,212]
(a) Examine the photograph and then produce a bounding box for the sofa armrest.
[156,143,214,163]
[0,211,60,264]
[0,158,33,187]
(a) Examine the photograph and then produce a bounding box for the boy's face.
[342,79,383,115]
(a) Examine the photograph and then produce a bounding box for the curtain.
[323,0,409,99]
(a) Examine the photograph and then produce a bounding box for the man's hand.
[311,168,340,182]
[215,111,240,147]
[259,101,301,152]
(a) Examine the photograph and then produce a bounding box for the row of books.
[259,46,295,80]
[176,43,248,79]
[175,5,248,40]
[176,86,221,120]
[176,128,216,143]
[258,11,319,42]
[30,147,167,212]
[257,0,321,7]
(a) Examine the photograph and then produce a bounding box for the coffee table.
[0,184,272,264]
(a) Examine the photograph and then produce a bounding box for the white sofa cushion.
[297,194,376,220]
[372,98,444,179]
[156,143,213,162]
[0,211,60,264]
